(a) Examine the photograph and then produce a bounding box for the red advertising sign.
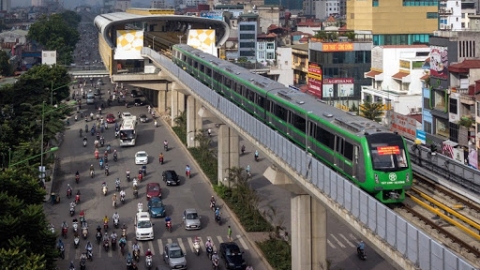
[323,78,354,84]
[377,146,400,155]
[390,112,417,140]
[308,63,322,77]
[308,77,322,98]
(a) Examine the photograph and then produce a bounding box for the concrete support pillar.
[157,90,167,115]
[264,165,327,270]
[217,125,239,186]
[170,89,185,127]
[186,96,202,148]
[291,195,326,270]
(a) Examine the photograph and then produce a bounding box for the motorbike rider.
[145,248,153,257]
[185,165,191,176]
[211,251,220,262]
[103,215,109,224]
[89,164,94,173]
[85,241,93,253]
[132,241,140,254]
[105,163,110,175]
[67,184,72,194]
[120,189,126,200]
[80,252,87,262]
[255,150,259,160]
[246,165,251,175]
[113,149,118,159]
[132,177,138,188]
[69,261,75,269]
[111,231,118,241]
[241,145,246,154]
[210,196,216,209]
[113,212,120,222]
[165,216,172,228]
[357,240,365,254]
[205,238,213,250]
[62,221,68,229]
[115,178,120,189]
[163,140,168,149]
[215,207,221,218]
[112,194,117,206]
[75,170,80,178]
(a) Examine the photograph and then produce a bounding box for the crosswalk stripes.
[327,239,336,249]
[339,233,355,248]
[147,241,156,255]
[178,238,186,254]
[236,235,249,251]
[156,239,164,255]
[330,235,346,248]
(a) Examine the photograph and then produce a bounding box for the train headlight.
[374,174,379,184]
[406,173,410,183]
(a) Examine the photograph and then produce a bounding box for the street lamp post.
[49,81,77,105]
[9,147,59,168]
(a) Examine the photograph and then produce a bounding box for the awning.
[392,71,409,80]
[364,70,382,79]
[420,74,429,81]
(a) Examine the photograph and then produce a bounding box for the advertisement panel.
[199,11,224,21]
[323,78,354,97]
[308,63,322,79]
[338,83,354,97]
[430,46,448,79]
[322,84,334,98]
[308,78,322,98]
[390,112,417,140]
[42,50,56,66]
[322,43,354,52]
[114,30,144,60]
[187,29,217,57]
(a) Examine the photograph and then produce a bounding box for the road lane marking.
[339,233,355,247]
[330,235,345,248]
[167,238,172,244]
[187,237,194,253]
[327,239,336,249]
[97,243,102,258]
[216,236,224,245]
[148,241,156,255]
[178,238,186,254]
[236,235,249,251]
[157,239,163,255]
[349,233,358,240]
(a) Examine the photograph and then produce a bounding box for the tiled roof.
[365,70,382,78]
[448,59,480,73]
[392,71,409,80]
[420,74,429,81]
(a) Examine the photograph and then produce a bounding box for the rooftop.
[448,59,480,73]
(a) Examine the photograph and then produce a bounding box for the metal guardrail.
[141,47,476,270]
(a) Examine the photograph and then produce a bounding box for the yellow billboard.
[187,29,217,57]
[115,30,144,60]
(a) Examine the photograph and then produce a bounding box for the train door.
[335,137,345,171]
[353,146,360,180]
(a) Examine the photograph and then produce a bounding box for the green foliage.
[257,239,291,270]
[0,50,12,76]
[459,116,474,128]
[0,172,58,270]
[360,102,384,122]
[27,12,80,65]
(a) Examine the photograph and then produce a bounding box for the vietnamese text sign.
[322,43,353,52]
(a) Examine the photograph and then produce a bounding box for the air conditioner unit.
[410,108,416,114]
[416,108,422,113]
[446,25,451,29]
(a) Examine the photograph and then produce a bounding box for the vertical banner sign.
[307,63,322,98]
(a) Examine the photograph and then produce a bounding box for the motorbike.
[113,153,118,162]
[116,182,121,192]
[102,184,108,196]
[80,256,86,269]
[105,167,109,176]
[70,206,75,217]
[164,144,168,152]
[166,221,172,232]
[103,221,109,232]
[141,166,147,176]
[73,222,78,233]
[59,244,65,259]
[255,152,259,162]
[83,139,87,147]
[210,201,216,212]
[74,235,80,249]
[193,239,200,256]
[241,145,245,155]
[206,246,213,260]
[75,194,80,204]
[114,217,119,228]
[90,170,95,178]
[159,156,164,164]
[212,257,220,270]
[121,194,126,204]
[85,125,89,133]
[82,226,88,239]
[87,248,93,261]
[103,238,109,252]
[111,237,117,251]
[96,231,102,244]
[133,188,138,199]
[357,248,367,260]
[119,240,126,256]
[126,171,131,182]
[67,188,72,198]
[122,228,127,240]
[133,249,140,262]
[215,214,222,225]
[145,255,153,269]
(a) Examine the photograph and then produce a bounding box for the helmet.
[147,248,151,252]
[114,193,116,196]
[213,251,217,254]
[211,196,214,198]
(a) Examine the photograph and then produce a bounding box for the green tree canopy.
[360,102,384,122]
[0,50,12,76]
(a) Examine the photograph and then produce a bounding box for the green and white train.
[172,44,412,203]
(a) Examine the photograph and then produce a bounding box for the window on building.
[239,25,255,31]
[436,119,449,138]
[424,97,430,109]
[477,102,480,117]
[266,52,275,60]
[426,12,438,19]
[239,34,255,39]
[372,0,379,6]
[258,51,265,59]
[258,43,265,50]
[403,0,438,6]
[462,22,465,28]
[424,121,432,133]
[266,43,275,50]
[449,98,458,114]
[449,122,459,143]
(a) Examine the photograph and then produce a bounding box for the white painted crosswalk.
[62,234,250,260]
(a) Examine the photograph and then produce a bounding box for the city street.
[45,84,268,270]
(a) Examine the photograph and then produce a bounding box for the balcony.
[438,8,453,14]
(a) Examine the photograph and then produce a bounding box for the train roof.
[174,44,390,136]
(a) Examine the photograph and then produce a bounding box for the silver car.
[163,243,187,269]
[183,208,201,230]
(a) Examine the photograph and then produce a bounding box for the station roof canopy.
[94,12,230,48]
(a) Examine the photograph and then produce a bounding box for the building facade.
[346,0,439,45]
[308,38,372,109]
[315,0,341,20]
[238,14,258,62]
[438,0,462,31]
[362,45,430,122]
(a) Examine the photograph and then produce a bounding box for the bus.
[119,119,137,146]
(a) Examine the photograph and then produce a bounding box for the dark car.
[147,197,166,218]
[130,89,138,97]
[220,242,246,270]
[162,170,180,186]
[139,114,148,123]
[134,99,145,106]
[106,113,116,123]
[146,182,161,200]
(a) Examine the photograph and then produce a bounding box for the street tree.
[360,102,384,122]
[0,50,12,76]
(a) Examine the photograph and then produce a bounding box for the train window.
[193,61,198,69]
[257,95,265,107]
[308,122,316,137]
[274,104,288,121]
[182,55,186,62]
[205,68,211,76]
[213,71,222,83]
[225,78,231,89]
[187,58,192,65]
[247,89,255,102]
[315,126,335,150]
[336,137,344,154]
[344,141,354,160]
[199,64,204,72]
[236,83,242,94]
[292,113,306,131]
[266,100,273,112]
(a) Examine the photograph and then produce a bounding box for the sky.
[12,0,152,9]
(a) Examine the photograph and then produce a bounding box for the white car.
[135,151,148,165]
[122,112,137,123]
[135,212,154,240]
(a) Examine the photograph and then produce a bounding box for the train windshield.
[367,134,408,171]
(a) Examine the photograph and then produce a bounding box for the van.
[135,212,154,240]
[86,93,95,104]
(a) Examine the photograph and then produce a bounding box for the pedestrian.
[227,226,232,241]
